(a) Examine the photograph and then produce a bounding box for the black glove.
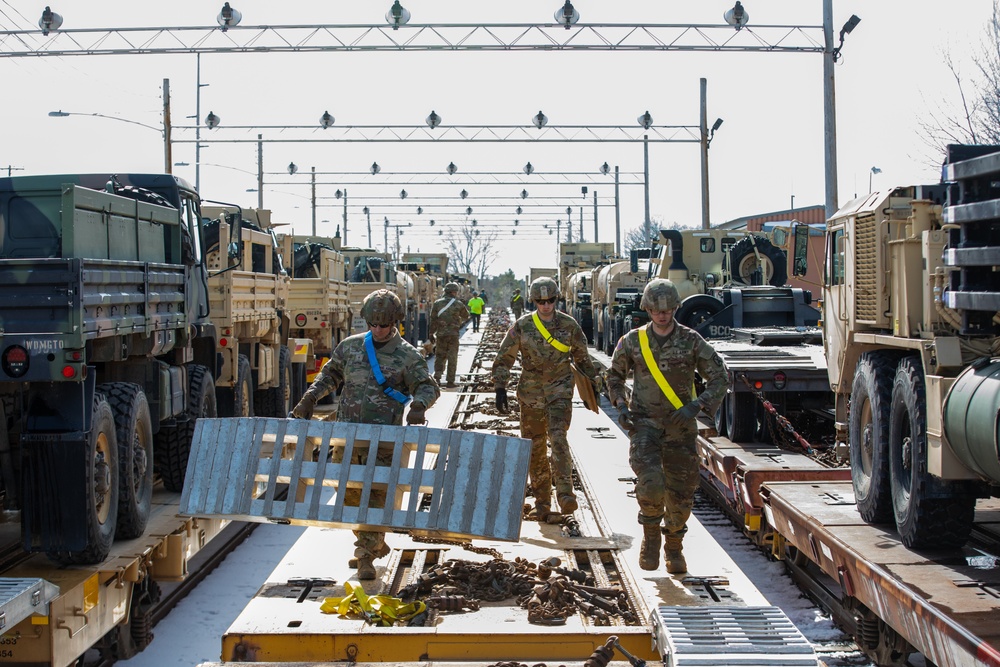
[617,403,634,431]
[495,388,509,414]
[290,394,317,420]
[406,401,426,425]
[669,401,701,425]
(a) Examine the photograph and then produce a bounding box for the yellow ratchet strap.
[637,325,684,410]
[321,582,426,626]
[532,312,570,353]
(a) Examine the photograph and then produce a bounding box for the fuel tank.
[944,357,1000,482]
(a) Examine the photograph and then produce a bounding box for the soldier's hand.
[406,401,426,425]
[592,373,605,395]
[290,394,317,420]
[616,402,634,431]
[495,388,509,414]
[669,402,701,425]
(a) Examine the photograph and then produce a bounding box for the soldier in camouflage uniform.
[606,279,727,574]
[510,288,525,318]
[428,282,470,388]
[492,276,601,521]
[291,289,440,580]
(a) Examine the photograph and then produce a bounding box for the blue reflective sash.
[364,332,412,405]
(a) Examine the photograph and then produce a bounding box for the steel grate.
[0,578,59,632]
[652,606,818,667]
[179,418,531,542]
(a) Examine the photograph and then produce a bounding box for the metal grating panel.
[0,578,59,632]
[652,606,818,667]
[179,418,531,542]
[854,213,878,323]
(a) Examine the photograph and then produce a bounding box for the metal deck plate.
[179,418,531,541]
[0,577,59,632]
[652,606,818,667]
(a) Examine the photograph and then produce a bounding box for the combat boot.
[664,531,687,574]
[557,493,578,515]
[639,525,661,571]
[349,542,390,569]
[356,556,377,580]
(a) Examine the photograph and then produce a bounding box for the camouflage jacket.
[510,294,524,312]
[492,311,599,407]
[428,296,470,338]
[303,330,440,424]
[606,323,728,420]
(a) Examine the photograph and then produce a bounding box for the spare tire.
[723,235,787,287]
[675,294,724,331]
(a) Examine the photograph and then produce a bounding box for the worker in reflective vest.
[291,289,440,580]
[510,288,525,317]
[492,276,602,523]
[428,282,471,388]
[605,279,727,575]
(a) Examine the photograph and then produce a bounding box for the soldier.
[290,289,440,580]
[510,288,525,318]
[428,282,470,388]
[492,276,601,521]
[605,279,727,574]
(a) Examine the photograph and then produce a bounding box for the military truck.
[202,206,312,419]
[341,248,404,335]
[558,242,615,341]
[592,249,655,355]
[0,174,220,563]
[398,252,448,344]
[822,144,1000,549]
[277,232,350,387]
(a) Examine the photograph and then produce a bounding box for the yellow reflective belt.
[638,325,684,409]
[532,312,571,353]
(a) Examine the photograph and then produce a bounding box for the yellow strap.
[532,312,570,352]
[321,582,426,626]
[638,325,684,409]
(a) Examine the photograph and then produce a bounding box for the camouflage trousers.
[335,438,392,560]
[512,308,524,318]
[628,418,699,535]
[434,334,460,384]
[519,399,574,507]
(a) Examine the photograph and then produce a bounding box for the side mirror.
[228,241,240,260]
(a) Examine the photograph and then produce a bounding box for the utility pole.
[593,190,598,243]
[162,78,172,173]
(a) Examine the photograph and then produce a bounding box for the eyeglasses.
[367,322,394,329]
[535,297,556,305]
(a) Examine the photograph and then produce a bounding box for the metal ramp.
[0,578,59,632]
[652,606,819,667]
[179,418,531,542]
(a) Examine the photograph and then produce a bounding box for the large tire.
[49,393,119,564]
[256,346,292,418]
[675,294,724,332]
[850,352,896,524]
[726,391,757,443]
[155,364,217,492]
[724,236,788,287]
[100,383,154,540]
[714,395,729,439]
[889,356,976,548]
[218,354,254,418]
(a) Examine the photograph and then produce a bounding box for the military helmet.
[444,282,459,295]
[513,288,521,294]
[361,289,404,326]
[641,279,681,311]
[529,276,559,302]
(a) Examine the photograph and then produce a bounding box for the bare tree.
[622,217,696,252]
[445,220,500,280]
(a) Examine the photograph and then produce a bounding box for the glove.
[290,394,317,420]
[406,401,426,425]
[592,374,605,395]
[616,403,634,431]
[495,388,509,414]
[669,401,701,425]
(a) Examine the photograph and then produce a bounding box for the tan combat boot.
[639,525,661,571]
[348,543,390,569]
[557,493,578,515]
[356,556,377,580]
[664,531,687,574]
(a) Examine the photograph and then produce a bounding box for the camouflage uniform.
[606,321,727,554]
[299,328,440,570]
[510,291,525,318]
[428,290,470,386]
[492,309,599,514]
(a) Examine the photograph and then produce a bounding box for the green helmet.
[360,289,404,326]
[641,279,681,311]
[529,276,559,301]
[444,282,459,295]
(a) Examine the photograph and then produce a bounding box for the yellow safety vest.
[637,324,684,409]
[532,312,570,353]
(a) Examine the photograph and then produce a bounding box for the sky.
[1,1,994,279]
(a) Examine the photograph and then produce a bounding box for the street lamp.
[601,162,621,256]
[336,188,348,245]
[426,110,441,129]
[38,6,62,35]
[319,111,335,129]
[363,206,372,247]
[287,162,298,175]
[637,110,653,130]
[205,111,220,129]
[217,3,241,31]
[386,1,410,30]
[723,2,748,31]
[524,162,534,175]
[532,111,548,129]
[370,162,381,175]
[554,1,579,29]
[869,166,881,193]
[446,162,457,175]
[833,14,862,62]
[48,109,169,172]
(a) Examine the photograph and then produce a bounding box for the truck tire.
[100,382,154,540]
[257,346,292,418]
[724,236,788,287]
[850,352,895,524]
[714,398,728,439]
[156,364,217,492]
[675,295,724,332]
[889,356,976,548]
[726,392,757,443]
[218,355,254,418]
[49,393,119,564]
